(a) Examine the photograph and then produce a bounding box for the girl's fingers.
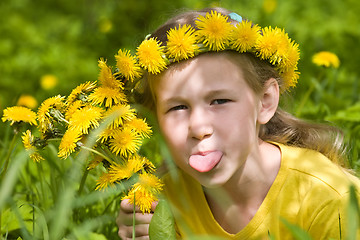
[118,223,150,239]
[117,211,153,226]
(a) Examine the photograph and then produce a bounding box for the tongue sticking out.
[189,151,223,172]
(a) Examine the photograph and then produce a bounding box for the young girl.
[116,7,360,239]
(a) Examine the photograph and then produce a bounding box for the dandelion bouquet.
[2,58,163,214]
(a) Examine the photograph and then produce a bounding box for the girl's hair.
[137,7,346,165]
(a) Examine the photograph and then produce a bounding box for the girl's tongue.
[189,151,223,172]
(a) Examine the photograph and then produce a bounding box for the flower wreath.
[115,10,300,92]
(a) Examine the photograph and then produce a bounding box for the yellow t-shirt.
[163,143,360,239]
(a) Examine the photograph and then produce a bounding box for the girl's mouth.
[189,151,223,172]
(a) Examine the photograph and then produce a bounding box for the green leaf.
[347,185,360,240]
[281,218,313,240]
[149,199,176,240]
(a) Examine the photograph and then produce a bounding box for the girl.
[116,7,360,239]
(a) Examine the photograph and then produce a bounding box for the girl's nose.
[188,108,213,140]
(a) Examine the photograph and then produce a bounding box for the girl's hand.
[117,198,158,240]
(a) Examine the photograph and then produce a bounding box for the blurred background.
[0,0,359,239]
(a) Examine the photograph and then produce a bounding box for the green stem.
[0,133,18,182]
[133,192,136,240]
[80,146,116,165]
[295,83,315,117]
[0,132,18,237]
[77,167,89,195]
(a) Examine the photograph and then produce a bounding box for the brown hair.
[136,7,346,165]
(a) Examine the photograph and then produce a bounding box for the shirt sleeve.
[307,190,360,240]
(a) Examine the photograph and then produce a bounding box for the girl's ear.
[257,78,279,125]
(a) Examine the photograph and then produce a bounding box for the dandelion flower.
[115,49,142,82]
[109,127,142,157]
[68,105,103,134]
[108,158,143,182]
[103,105,136,129]
[65,100,83,121]
[138,173,163,193]
[22,130,44,162]
[195,10,232,51]
[230,20,261,52]
[312,51,340,68]
[122,173,163,213]
[97,128,116,143]
[125,118,152,138]
[280,67,300,91]
[40,74,58,90]
[275,40,300,72]
[2,106,37,126]
[89,86,127,108]
[268,28,291,66]
[95,172,114,190]
[98,59,123,89]
[58,128,82,159]
[16,95,38,109]
[166,24,199,62]
[37,95,65,132]
[123,184,157,213]
[66,81,97,104]
[256,26,282,60]
[137,38,167,74]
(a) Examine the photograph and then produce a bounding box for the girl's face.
[154,53,264,187]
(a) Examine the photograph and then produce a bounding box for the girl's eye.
[211,99,230,105]
[168,105,187,112]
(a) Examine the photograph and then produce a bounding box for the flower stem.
[80,146,116,165]
[0,133,18,182]
[133,192,136,240]
[295,83,315,117]
[78,167,89,195]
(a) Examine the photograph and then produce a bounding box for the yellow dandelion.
[122,173,163,213]
[166,24,199,62]
[37,95,65,132]
[17,95,38,109]
[103,105,136,129]
[58,128,82,159]
[141,156,156,173]
[40,74,58,90]
[2,106,37,126]
[195,10,232,51]
[65,100,83,121]
[22,130,44,162]
[263,0,277,14]
[312,51,340,68]
[280,67,300,91]
[66,81,97,104]
[256,26,283,60]
[108,158,142,182]
[95,172,114,190]
[268,28,291,66]
[137,38,167,74]
[97,128,116,143]
[125,118,152,138]
[230,20,261,52]
[68,105,103,134]
[98,59,123,89]
[115,49,142,82]
[88,86,128,108]
[109,127,142,157]
[138,172,163,194]
[277,40,300,72]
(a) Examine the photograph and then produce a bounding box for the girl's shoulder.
[276,142,360,197]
